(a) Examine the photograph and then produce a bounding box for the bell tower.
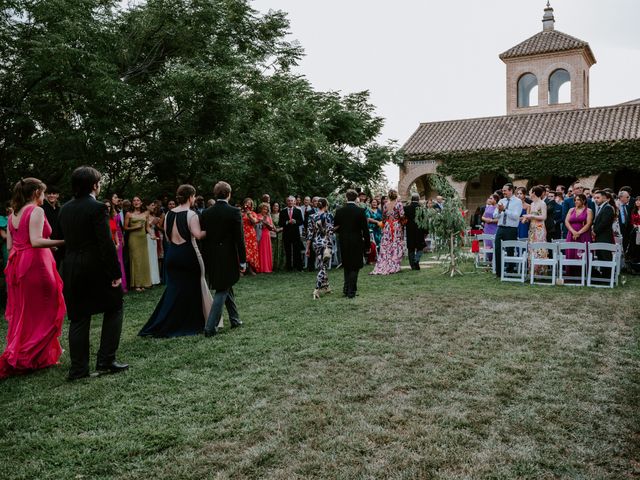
[499,2,596,115]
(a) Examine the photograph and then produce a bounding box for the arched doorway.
[408,174,437,200]
[595,169,640,194]
[465,173,510,212]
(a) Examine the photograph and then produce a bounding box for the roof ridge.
[417,103,637,127]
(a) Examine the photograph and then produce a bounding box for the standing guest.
[493,184,523,277]
[241,198,260,275]
[0,203,9,268]
[434,196,445,211]
[139,185,212,338]
[564,193,593,274]
[515,187,531,240]
[305,198,334,298]
[334,189,369,299]
[404,193,426,270]
[618,190,632,257]
[279,195,304,271]
[200,181,246,336]
[303,196,318,272]
[146,202,161,285]
[113,201,128,293]
[206,199,215,208]
[0,178,65,379]
[562,181,595,237]
[261,194,271,205]
[42,185,61,234]
[592,190,616,277]
[125,197,152,291]
[481,194,500,256]
[270,202,284,271]
[42,185,62,266]
[194,196,206,214]
[365,198,383,263]
[371,189,405,275]
[522,186,548,274]
[626,196,640,265]
[583,188,592,200]
[120,199,131,287]
[257,203,274,274]
[57,167,127,380]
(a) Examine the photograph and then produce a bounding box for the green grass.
[1,264,639,479]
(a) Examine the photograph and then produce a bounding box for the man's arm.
[233,208,247,266]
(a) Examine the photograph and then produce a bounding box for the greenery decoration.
[415,175,466,277]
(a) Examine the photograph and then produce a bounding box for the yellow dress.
[128,216,151,288]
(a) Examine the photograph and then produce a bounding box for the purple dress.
[565,208,591,273]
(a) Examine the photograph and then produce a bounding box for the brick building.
[399,3,640,210]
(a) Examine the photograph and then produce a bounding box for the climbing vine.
[405,140,640,182]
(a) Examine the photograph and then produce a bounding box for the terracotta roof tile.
[402,104,640,157]
[499,30,595,64]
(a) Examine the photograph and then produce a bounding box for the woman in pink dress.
[371,189,405,275]
[1,178,65,379]
[257,203,274,273]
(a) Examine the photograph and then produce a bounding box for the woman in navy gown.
[139,185,212,338]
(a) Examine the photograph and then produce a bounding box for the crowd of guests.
[474,181,640,277]
[1,167,639,382]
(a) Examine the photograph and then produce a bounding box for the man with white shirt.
[492,183,523,277]
[279,195,304,271]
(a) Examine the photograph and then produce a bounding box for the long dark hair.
[11,178,46,213]
[632,196,640,216]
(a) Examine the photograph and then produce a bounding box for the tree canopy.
[0,0,395,202]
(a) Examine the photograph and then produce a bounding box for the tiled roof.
[402,104,640,157]
[499,30,595,64]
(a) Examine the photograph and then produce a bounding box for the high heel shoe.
[313,289,320,299]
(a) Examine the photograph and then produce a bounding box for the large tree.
[0,0,392,202]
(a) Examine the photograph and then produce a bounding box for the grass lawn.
[1,263,639,479]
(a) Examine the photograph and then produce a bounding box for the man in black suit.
[279,195,304,271]
[592,190,615,277]
[618,190,632,256]
[404,193,427,270]
[200,181,246,336]
[57,166,127,380]
[334,189,369,298]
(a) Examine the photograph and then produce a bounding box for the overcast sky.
[251,0,640,186]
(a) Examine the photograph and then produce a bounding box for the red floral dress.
[243,211,260,272]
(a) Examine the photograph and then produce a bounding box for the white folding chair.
[475,234,495,273]
[500,240,528,283]
[529,242,558,286]
[587,243,618,288]
[552,238,567,244]
[615,243,623,286]
[558,242,588,286]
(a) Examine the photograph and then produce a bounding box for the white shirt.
[493,195,523,228]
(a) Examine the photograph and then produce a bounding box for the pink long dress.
[257,214,273,273]
[1,205,65,378]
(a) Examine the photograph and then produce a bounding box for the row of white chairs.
[474,235,621,288]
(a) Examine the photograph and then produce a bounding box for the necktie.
[502,199,510,226]
[620,205,626,224]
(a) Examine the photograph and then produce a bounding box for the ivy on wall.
[405,140,640,182]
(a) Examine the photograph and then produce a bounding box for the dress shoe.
[230,320,243,329]
[204,328,218,337]
[67,372,92,381]
[96,361,129,374]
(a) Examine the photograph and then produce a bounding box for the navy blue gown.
[139,211,206,338]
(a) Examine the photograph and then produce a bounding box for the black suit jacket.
[592,203,615,244]
[334,203,369,270]
[279,207,304,241]
[57,195,122,317]
[404,201,426,250]
[200,201,246,290]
